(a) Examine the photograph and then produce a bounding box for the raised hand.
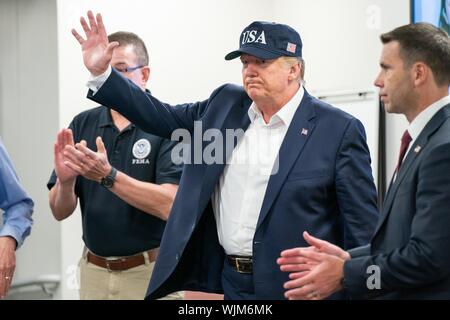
[71,11,119,76]
[54,129,78,184]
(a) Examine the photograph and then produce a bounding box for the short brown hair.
[108,31,149,66]
[380,23,450,86]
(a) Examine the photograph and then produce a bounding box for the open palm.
[72,11,119,76]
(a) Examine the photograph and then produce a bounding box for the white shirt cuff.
[86,65,112,94]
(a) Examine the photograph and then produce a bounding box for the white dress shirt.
[392,95,450,182]
[406,95,450,155]
[212,86,304,256]
[87,65,112,93]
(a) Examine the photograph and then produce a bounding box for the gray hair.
[282,56,305,84]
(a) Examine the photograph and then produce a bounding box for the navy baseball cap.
[225,21,303,60]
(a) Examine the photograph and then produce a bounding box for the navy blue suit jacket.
[88,69,378,299]
[344,104,450,299]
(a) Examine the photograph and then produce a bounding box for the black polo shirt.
[47,106,182,256]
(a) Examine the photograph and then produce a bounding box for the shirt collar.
[408,95,450,140]
[98,106,113,128]
[98,107,135,130]
[247,85,305,127]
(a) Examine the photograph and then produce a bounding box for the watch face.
[101,176,114,188]
[101,167,117,188]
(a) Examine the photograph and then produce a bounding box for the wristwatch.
[100,167,117,188]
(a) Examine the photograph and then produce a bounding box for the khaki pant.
[78,250,184,300]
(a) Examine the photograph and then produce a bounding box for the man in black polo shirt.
[47,31,183,300]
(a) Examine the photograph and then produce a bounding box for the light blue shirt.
[0,137,33,248]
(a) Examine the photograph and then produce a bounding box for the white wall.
[57,0,273,111]
[1,0,411,299]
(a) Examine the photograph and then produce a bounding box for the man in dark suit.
[278,23,450,300]
[71,11,378,299]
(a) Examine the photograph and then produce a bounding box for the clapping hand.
[277,231,350,300]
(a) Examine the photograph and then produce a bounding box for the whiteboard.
[316,90,380,190]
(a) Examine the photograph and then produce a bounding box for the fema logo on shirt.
[132,139,151,164]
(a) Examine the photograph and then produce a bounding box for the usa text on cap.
[225,21,303,60]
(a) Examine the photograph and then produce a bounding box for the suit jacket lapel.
[256,92,317,230]
[373,104,450,237]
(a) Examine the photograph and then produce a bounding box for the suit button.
[175,254,179,261]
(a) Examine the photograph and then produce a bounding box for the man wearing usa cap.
[71,12,378,299]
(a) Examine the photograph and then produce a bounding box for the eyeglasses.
[114,65,145,73]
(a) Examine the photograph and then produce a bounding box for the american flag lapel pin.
[414,145,421,153]
[301,128,308,136]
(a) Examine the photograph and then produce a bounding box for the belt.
[86,248,159,272]
[226,255,253,274]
